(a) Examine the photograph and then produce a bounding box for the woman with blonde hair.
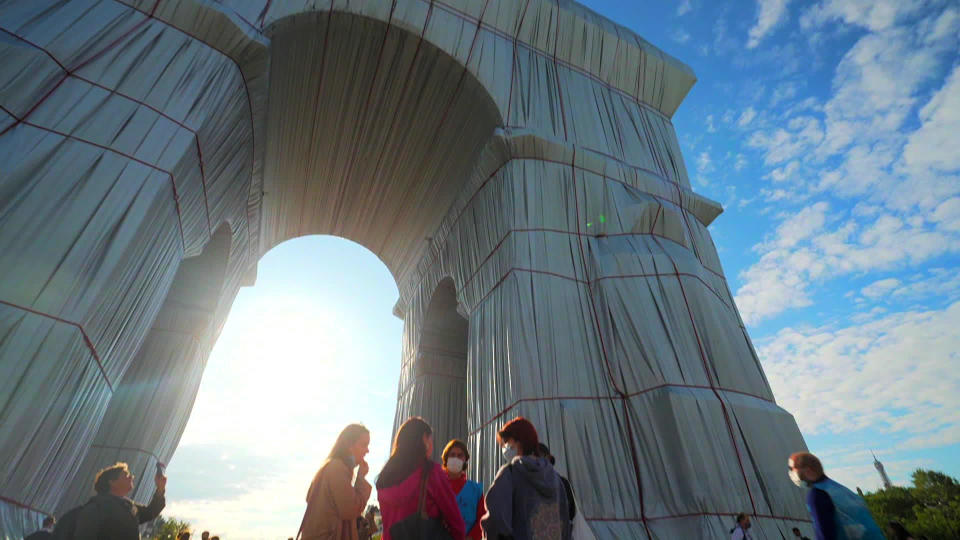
[299,424,373,540]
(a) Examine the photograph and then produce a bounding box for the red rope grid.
[0,299,112,390]
[0,26,213,236]
[409,148,729,308]
[250,0,675,124]
[650,233,758,516]
[567,144,654,536]
[118,0,258,258]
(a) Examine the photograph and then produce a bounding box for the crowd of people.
[24,415,900,540]
[296,416,580,540]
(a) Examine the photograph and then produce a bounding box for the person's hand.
[357,458,369,479]
[155,471,167,494]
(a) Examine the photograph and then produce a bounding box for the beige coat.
[301,459,373,540]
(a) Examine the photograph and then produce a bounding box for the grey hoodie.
[481,456,572,540]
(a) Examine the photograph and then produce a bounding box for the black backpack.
[51,501,92,540]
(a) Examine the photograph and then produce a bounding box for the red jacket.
[377,463,465,540]
[448,474,485,540]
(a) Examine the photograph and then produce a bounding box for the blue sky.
[165,1,960,537]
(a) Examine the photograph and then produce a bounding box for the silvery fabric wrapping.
[0,1,815,538]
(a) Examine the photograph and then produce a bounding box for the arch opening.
[414,277,469,460]
[154,235,404,532]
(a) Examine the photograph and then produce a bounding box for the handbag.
[388,463,453,540]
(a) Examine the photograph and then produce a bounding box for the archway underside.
[260,12,502,281]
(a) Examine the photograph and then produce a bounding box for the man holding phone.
[71,461,167,540]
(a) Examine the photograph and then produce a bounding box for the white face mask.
[501,444,518,462]
[789,468,809,488]
[446,457,465,473]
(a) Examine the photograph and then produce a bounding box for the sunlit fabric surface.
[1,1,813,538]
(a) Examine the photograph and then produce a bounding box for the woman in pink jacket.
[376,417,465,540]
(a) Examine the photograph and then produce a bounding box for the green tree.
[863,469,960,539]
[142,515,192,540]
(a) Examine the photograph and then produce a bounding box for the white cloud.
[733,7,960,324]
[748,116,823,165]
[768,161,799,183]
[903,65,960,174]
[735,201,960,324]
[932,198,960,232]
[737,107,757,127]
[885,267,960,302]
[800,0,923,32]
[747,0,792,48]
[695,150,714,186]
[734,153,748,171]
[926,7,960,43]
[672,28,691,44]
[677,0,692,16]
[758,301,960,445]
[706,114,716,133]
[697,151,712,173]
[860,278,901,299]
[770,81,799,107]
[817,28,943,156]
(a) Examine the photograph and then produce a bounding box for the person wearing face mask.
[299,424,373,540]
[441,440,485,540]
[787,452,885,540]
[729,513,752,540]
[481,417,572,540]
[376,418,464,540]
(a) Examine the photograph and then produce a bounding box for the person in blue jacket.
[442,439,485,539]
[788,452,885,540]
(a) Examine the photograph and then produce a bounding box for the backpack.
[51,501,92,540]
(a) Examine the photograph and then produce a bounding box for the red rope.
[0,26,212,238]
[119,0,257,258]
[651,235,759,516]
[0,299,112,391]
[0,494,52,518]
[455,228,732,310]
[428,0,675,123]
[552,0,569,141]
[410,145,727,300]
[468,384,773,438]
[505,0,530,125]
[0,103,186,249]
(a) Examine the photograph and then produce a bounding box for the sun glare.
[165,237,402,538]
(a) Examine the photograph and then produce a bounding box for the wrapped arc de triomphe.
[0,1,813,538]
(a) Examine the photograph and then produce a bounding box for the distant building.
[873,452,893,489]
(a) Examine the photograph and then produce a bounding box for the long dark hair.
[376,417,432,489]
[328,424,369,464]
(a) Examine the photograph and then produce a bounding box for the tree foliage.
[862,469,960,539]
[141,515,192,540]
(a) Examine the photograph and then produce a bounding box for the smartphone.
[156,462,166,476]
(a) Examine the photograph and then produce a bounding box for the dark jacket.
[73,491,165,540]
[481,456,572,540]
[24,530,54,540]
